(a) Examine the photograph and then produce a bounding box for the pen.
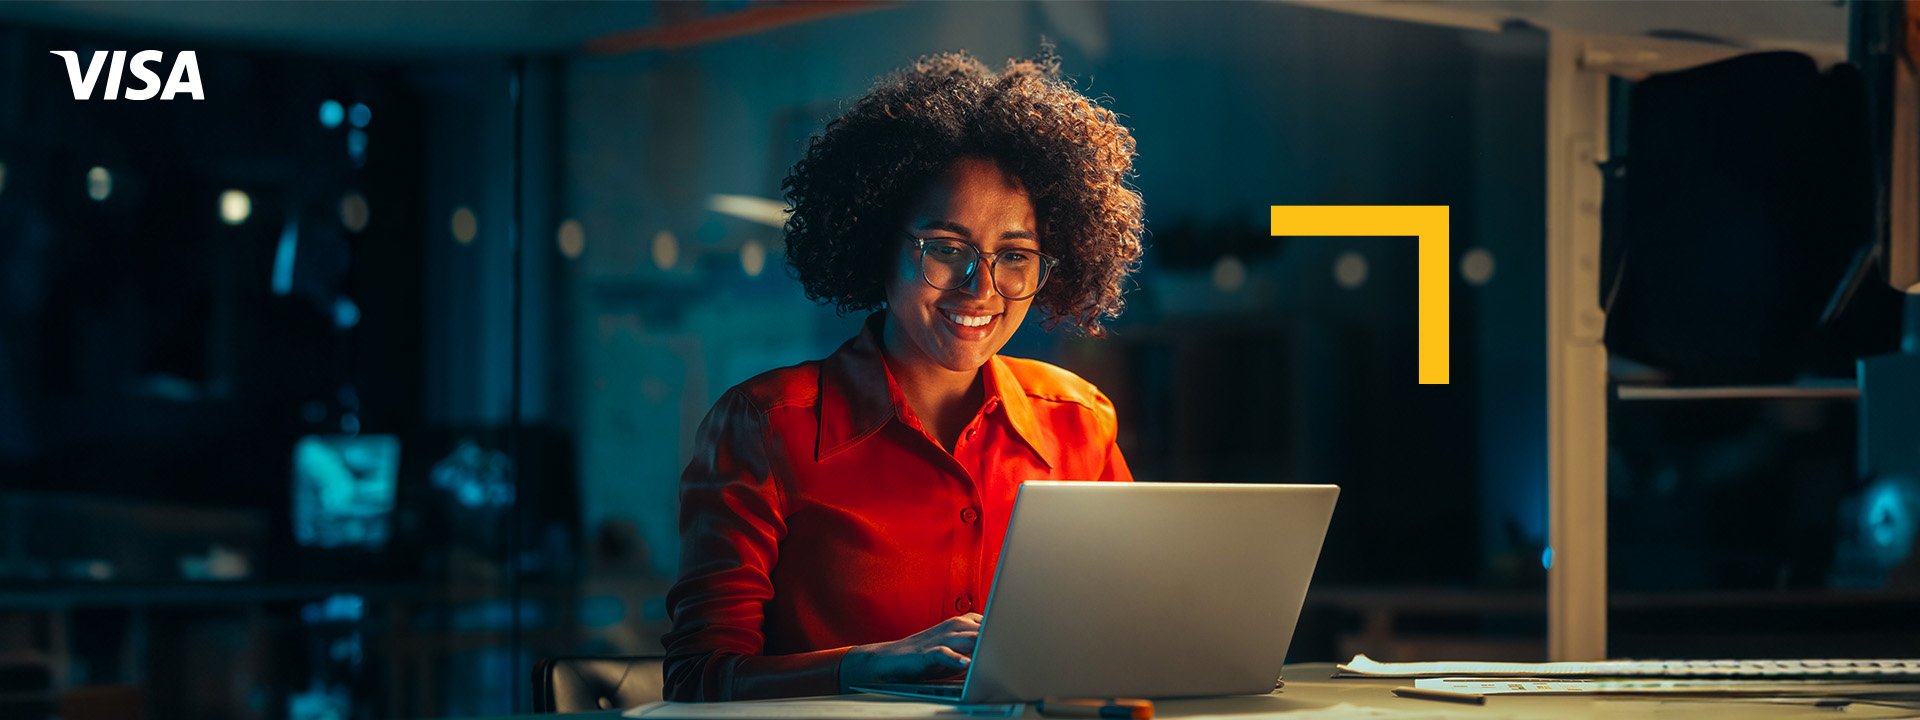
[1037,698,1154,720]
[1391,686,1486,705]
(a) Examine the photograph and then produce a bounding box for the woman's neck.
[881,320,986,453]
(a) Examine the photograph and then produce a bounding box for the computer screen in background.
[292,434,400,550]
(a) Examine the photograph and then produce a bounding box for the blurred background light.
[333,297,361,330]
[1210,255,1246,293]
[651,230,678,270]
[1333,251,1369,290]
[707,194,787,228]
[272,218,299,296]
[450,206,477,245]
[348,102,372,128]
[1461,247,1497,286]
[740,239,767,277]
[339,191,369,233]
[86,166,112,201]
[347,129,368,165]
[318,99,344,129]
[557,219,585,259]
[0,161,9,197]
[219,189,252,225]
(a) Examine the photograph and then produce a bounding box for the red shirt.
[662,314,1133,701]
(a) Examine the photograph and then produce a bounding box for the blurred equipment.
[0,493,263,582]
[292,434,400,550]
[1838,324,1920,587]
[1604,52,1901,383]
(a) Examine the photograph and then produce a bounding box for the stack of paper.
[1337,654,1920,680]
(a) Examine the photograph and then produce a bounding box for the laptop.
[852,481,1339,704]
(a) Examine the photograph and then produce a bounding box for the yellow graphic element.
[1270,206,1450,385]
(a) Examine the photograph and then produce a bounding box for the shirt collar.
[817,313,905,462]
[816,312,1055,469]
[982,354,1056,469]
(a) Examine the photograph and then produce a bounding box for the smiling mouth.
[941,309,999,327]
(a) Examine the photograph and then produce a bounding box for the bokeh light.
[318,99,344,128]
[557,219,585,259]
[1210,255,1246,293]
[1460,247,1497,286]
[86,166,112,201]
[339,192,370,233]
[219,189,252,225]
[1333,251,1369,290]
[450,206,478,245]
[652,230,679,270]
[740,239,767,277]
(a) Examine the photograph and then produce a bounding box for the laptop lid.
[959,482,1339,704]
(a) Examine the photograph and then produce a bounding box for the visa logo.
[50,50,205,101]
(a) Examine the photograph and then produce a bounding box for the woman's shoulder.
[720,360,825,414]
[993,355,1111,412]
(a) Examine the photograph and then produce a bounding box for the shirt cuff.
[727,646,852,700]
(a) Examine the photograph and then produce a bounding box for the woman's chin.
[932,349,994,373]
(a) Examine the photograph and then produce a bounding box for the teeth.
[942,311,994,328]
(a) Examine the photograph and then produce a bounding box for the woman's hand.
[840,614,982,689]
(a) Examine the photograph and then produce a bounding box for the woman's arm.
[661,389,849,701]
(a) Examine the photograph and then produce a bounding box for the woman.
[662,49,1145,702]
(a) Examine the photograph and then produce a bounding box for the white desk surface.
[494,662,1920,720]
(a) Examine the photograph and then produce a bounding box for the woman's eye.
[999,251,1033,264]
[929,242,966,257]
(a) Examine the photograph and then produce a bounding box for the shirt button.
[985,400,1000,414]
[961,507,979,524]
[955,596,974,613]
[965,428,977,441]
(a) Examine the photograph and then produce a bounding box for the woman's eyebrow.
[917,220,972,237]
[918,220,1037,243]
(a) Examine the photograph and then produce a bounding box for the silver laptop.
[853,481,1339,704]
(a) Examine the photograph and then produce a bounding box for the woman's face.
[884,156,1040,375]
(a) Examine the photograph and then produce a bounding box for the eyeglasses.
[906,234,1059,301]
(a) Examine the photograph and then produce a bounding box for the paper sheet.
[1414,677,1920,698]
[1176,703,1498,720]
[624,699,1021,719]
[1338,654,1920,679]
[628,698,1524,720]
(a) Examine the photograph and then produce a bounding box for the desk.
[494,663,1920,719]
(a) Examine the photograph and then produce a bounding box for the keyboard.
[855,681,965,699]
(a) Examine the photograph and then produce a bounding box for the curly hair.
[782,49,1144,337]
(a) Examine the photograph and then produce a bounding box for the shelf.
[1614,384,1859,401]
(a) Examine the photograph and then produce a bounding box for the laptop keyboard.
[870,681,964,698]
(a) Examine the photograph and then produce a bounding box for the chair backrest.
[534,656,667,713]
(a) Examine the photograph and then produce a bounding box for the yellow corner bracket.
[1269,206,1450,385]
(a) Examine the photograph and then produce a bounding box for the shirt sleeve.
[1092,390,1134,483]
[662,388,851,701]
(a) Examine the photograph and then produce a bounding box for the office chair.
[534,655,667,713]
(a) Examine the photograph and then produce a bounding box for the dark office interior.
[2,1,1919,717]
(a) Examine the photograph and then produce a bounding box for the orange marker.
[1038,698,1154,720]
[1391,686,1485,705]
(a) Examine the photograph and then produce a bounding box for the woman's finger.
[933,646,971,668]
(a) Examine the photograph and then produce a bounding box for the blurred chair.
[534,655,666,713]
